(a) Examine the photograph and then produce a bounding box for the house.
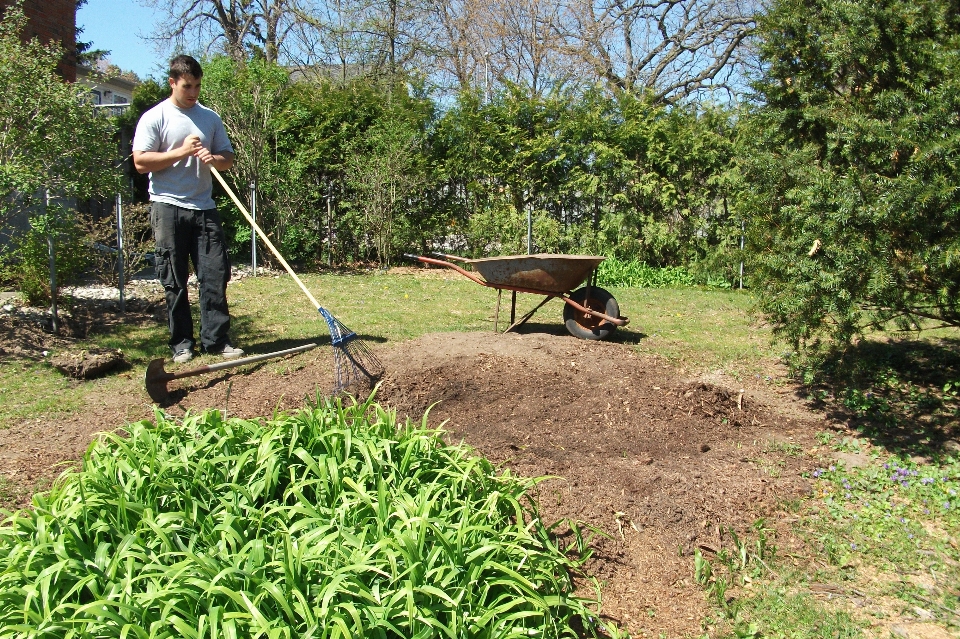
[0,0,77,80]
[77,64,138,116]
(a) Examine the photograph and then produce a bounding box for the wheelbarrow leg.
[511,291,517,325]
[505,295,555,333]
[495,289,502,332]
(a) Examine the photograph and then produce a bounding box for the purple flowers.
[888,465,918,487]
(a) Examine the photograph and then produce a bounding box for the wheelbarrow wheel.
[563,286,620,340]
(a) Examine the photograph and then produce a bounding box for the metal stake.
[527,204,532,255]
[739,218,745,290]
[45,190,59,334]
[116,193,125,313]
[250,181,258,275]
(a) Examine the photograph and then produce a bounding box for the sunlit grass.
[0,321,167,423]
[606,286,784,384]
[2,271,781,425]
[0,361,84,422]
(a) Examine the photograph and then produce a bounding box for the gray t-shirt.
[132,99,234,210]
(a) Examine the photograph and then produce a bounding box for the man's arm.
[133,135,203,174]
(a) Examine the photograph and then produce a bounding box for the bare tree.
[484,0,570,96]
[563,0,757,102]
[143,0,298,64]
[430,0,586,97]
[281,0,438,86]
[142,0,755,102]
[285,0,380,80]
[430,0,479,90]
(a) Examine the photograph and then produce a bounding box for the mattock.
[144,343,318,402]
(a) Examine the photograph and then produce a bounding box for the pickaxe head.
[145,358,176,403]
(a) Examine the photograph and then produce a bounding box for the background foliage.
[3,0,960,366]
[0,2,122,303]
[738,0,960,367]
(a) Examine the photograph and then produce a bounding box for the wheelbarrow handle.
[403,254,487,285]
[431,252,471,263]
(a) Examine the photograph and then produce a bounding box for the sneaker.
[173,349,194,363]
[216,344,244,359]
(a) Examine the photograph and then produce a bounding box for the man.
[133,55,243,364]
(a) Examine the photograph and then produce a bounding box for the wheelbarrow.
[404,253,629,340]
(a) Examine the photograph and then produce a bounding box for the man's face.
[169,74,201,109]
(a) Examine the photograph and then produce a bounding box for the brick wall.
[0,0,77,81]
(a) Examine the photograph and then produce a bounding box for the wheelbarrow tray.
[463,253,606,294]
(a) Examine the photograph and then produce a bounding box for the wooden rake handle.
[210,166,322,311]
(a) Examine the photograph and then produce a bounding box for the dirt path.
[1,317,835,637]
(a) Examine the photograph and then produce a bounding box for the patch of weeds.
[693,520,822,637]
[766,439,804,457]
[811,338,960,456]
[696,523,867,638]
[816,431,874,456]
[803,456,960,626]
[711,580,864,639]
[0,477,14,510]
[0,475,52,513]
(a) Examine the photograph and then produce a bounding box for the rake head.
[318,307,384,393]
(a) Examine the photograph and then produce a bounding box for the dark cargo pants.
[150,202,232,355]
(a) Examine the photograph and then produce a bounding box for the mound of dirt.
[49,348,127,379]
[0,329,823,638]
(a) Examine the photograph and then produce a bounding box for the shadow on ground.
[811,337,960,457]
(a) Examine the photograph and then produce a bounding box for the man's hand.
[182,135,203,159]
[194,145,215,164]
[194,146,235,170]
[134,134,205,174]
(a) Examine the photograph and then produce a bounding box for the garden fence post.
[250,181,258,276]
[45,189,59,334]
[739,219,745,290]
[116,193,125,313]
[526,201,532,255]
[327,180,333,267]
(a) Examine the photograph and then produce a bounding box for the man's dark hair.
[169,55,203,80]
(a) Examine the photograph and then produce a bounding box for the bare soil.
[0,292,836,638]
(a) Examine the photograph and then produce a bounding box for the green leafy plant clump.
[596,258,695,289]
[0,395,617,638]
[0,208,92,306]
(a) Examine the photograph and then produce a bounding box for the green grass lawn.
[0,273,777,427]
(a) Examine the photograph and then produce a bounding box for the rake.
[211,167,383,394]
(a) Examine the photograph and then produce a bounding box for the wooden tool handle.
[210,166,322,311]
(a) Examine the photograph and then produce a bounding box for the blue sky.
[76,0,166,80]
